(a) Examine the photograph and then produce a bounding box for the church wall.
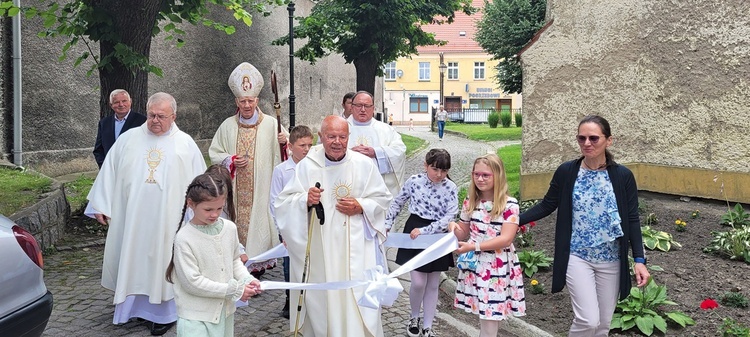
[4,1,362,176]
[519,0,750,202]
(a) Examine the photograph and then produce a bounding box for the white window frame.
[384,62,397,81]
[419,62,431,81]
[447,62,459,80]
[474,62,485,80]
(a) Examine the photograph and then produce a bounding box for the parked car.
[0,215,53,337]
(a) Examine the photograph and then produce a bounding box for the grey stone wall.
[520,0,750,174]
[4,1,367,176]
[9,180,70,250]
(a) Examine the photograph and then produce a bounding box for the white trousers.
[566,255,620,337]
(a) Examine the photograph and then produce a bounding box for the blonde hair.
[467,154,509,219]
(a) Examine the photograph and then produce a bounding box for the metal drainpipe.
[12,0,23,166]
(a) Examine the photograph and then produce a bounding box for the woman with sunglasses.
[519,115,649,337]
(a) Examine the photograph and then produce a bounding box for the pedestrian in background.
[519,115,649,336]
[449,154,525,337]
[385,149,458,337]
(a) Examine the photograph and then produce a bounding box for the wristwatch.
[633,257,647,265]
[474,242,481,252]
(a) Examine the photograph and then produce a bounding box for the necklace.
[583,160,606,170]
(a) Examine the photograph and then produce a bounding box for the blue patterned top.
[571,167,622,263]
[385,173,458,234]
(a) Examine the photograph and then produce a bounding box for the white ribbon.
[383,233,446,249]
[244,243,288,267]
[257,233,458,309]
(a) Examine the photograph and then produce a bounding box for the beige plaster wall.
[520,0,750,193]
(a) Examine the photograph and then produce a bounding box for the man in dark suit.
[93,89,147,168]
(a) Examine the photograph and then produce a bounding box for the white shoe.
[422,327,436,337]
[407,317,421,337]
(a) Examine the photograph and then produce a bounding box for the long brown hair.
[165,173,228,283]
[204,164,236,221]
[467,154,509,220]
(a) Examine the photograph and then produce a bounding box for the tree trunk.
[96,0,162,118]
[353,53,378,95]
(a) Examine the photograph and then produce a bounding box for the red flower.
[519,225,527,233]
[700,298,719,310]
[529,221,537,228]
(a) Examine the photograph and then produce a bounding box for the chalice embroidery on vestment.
[145,148,164,184]
[332,181,352,226]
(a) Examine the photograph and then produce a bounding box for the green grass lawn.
[497,144,521,198]
[0,167,53,216]
[64,174,95,212]
[445,122,521,142]
[401,133,427,157]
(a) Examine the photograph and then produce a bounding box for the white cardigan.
[173,219,254,323]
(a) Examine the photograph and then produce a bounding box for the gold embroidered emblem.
[355,135,370,147]
[332,181,352,199]
[145,148,164,184]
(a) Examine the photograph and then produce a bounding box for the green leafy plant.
[528,279,545,294]
[704,226,750,263]
[517,249,553,278]
[514,112,522,127]
[720,292,749,308]
[515,222,537,248]
[720,318,750,337]
[691,209,700,219]
[721,203,750,228]
[675,218,687,232]
[645,213,658,226]
[487,111,500,128]
[611,279,695,335]
[641,226,682,252]
[500,110,512,128]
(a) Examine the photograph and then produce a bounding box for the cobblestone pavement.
[42,126,521,337]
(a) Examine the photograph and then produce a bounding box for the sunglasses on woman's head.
[576,135,601,144]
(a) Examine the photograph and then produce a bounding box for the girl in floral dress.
[449,154,525,337]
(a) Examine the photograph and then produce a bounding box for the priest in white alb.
[209,62,288,277]
[346,91,406,198]
[86,92,206,336]
[274,115,392,337]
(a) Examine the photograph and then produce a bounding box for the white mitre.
[228,62,263,98]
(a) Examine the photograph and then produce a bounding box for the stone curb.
[6,166,70,249]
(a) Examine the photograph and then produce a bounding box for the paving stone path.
[42,125,521,336]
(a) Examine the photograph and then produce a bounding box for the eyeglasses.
[472,172,493,180]
[351,103,374,109]
[576,135,601,144]
[147,113,173,121]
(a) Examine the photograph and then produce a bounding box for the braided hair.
[165,173,227,283]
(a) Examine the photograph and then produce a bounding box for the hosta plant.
[517,249,553,278]
[641,226,682,252]
[704,226,750,263]
[611,279,695,336]
[721,203,750,228]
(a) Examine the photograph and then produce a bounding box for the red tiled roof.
[417,0,485,54]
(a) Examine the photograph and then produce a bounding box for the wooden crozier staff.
[271,71,288,162]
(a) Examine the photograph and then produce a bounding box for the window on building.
[474,62,485,80]
[447,62,459,80]
[419,62,430,81]
[384,62,396,81]
[409,97,429,113]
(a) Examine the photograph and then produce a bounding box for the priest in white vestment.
[209,62,288,276]
[346,91,407,198]
[86,92,206,335]
[275,116,392,337]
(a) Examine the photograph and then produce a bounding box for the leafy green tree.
[475,0,546,94]
[273,0,475,94]
[0,0,281,116]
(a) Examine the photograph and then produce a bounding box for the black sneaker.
[282,297,290,319]
[149,321,175,336]
[422,327,436,337]
[407,317,421,337]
